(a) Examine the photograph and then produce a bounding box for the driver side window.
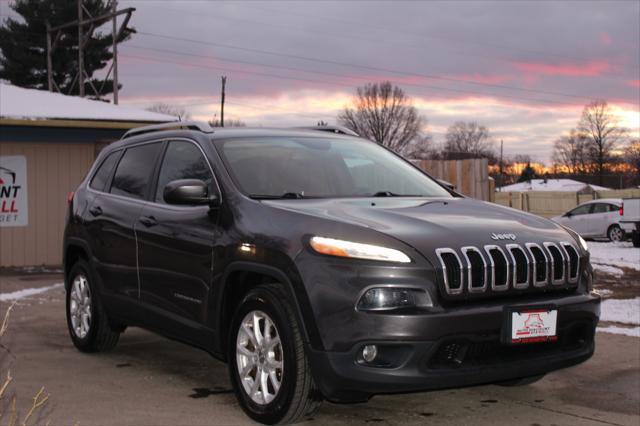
[155,141,214,204]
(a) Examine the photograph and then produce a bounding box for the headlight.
[309,236,411,263]
[578,234,589,252]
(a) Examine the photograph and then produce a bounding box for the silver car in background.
[552,198,624,242]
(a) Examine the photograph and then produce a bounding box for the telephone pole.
[220,76,227,127]
[46,1,134,102]
[499,139,504,191]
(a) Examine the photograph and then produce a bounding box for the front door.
[136,140,220,337]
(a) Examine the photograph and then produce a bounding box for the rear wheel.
[66,259,120,352]
[228,284,322,424]
[632,230,640,248]
[607,225,624,242]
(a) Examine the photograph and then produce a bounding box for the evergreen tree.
[517,162,537,183]
[0,0,132,98]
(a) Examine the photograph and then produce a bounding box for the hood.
[264,197,574,256]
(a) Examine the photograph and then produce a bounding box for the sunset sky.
[2,0,638,163]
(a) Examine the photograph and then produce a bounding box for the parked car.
[620,198,640,247]
[552,199,624,242]
[63,123,599,425]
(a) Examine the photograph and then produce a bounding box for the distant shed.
[0,83,175,267]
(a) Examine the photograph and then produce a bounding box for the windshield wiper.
[251,192,307,200]
[371,191,423,197]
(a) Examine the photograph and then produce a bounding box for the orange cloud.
[512,60,612,77]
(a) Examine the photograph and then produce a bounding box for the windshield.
[215,137,452,199]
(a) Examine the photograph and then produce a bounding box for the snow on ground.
[588,241,640,272]
[598,326,640,338]
[0,283,63,302]
[600,297,640,325]
[592,264,625,277]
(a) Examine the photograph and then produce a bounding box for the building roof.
[0,83,176,123]
[499,179,610,192]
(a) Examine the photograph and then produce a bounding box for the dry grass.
[0,302,51,426]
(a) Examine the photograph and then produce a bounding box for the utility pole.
[499,139,504,191]
[77,0,84,97]
[112,0,119,104]
[46,1,135,101]
[220,76,227,127]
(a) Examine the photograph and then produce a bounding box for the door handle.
[89,206,103,217]
[139,215,158,227]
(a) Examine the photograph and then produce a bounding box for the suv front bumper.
[308,292,599,403]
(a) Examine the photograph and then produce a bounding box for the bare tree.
[209,115,246,127]
[623,139,640,175]
[577,100,628,184]
[338,81,423,153]
[146,103,191,121]
[442,121,495,159]
[552,128,589,173]
[402,134,438,160]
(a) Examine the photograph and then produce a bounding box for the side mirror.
[164,179,219,207]
[565,212,572,218]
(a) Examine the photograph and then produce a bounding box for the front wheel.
[66,259,120,352]
[607,225,624,242]
[228,284,322,424]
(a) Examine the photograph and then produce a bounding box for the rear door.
[587,203,611,237]
[135,140,220,339]
[86,141,164,307]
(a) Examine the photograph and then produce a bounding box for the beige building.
[0,84,175,267]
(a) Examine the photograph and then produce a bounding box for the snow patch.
[0,283,64,302]
[592,263,624,277]
[598,326,640,338]
[600,297,640,325]
[588,241,640,271]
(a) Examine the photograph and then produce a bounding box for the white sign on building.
[0,155,28,227]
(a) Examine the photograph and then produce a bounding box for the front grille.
[435,241,581,298]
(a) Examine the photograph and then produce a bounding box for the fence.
[412,158,492,201]
[494,188,640,218]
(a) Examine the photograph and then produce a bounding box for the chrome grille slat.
[435,241,581,297]
[525,243,549,287]
[507,243,530,289]
[484,245,510,291]
[436,248,464,295]
[461,246,487,293]
[544,242,566,285]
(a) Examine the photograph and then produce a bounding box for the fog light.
[362,345,378,363]
[357,287,432,311]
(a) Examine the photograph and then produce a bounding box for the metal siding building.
[0,85,175,267]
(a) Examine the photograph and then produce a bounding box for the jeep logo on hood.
[491,233,516,241]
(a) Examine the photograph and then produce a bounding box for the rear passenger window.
[591,203,608,214]
[155,141,213,203]
[90,151,120,192]
[110,143,162,200]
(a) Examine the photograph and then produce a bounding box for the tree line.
[336,81,638,187]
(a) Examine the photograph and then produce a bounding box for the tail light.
[67,191,75,205]
[620,203,624,216]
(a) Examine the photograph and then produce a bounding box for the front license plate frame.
[503,305,558,345]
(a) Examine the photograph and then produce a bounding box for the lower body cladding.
[307,293,600,403]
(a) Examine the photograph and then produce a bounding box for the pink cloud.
[512,60,612,77]
[627,79,640,88]
[599,31,613,45]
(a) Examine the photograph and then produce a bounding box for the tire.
[607,225,624,242]
[66,259,120,352]
[228,284,322,425]
[497,374,545,387]
[632,231,640,248]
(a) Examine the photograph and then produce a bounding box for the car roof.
[580,198,622,205]
[209,127,360,140]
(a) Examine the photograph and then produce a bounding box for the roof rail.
[293,125,359,137]
[121,121,214,139]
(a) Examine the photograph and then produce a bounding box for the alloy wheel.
[69,274,92,339]
[236,310,284,405]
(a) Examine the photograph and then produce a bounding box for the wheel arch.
[216,261,323,359]
[63,238,92,288]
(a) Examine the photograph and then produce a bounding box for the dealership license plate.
[510,308,558,344]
